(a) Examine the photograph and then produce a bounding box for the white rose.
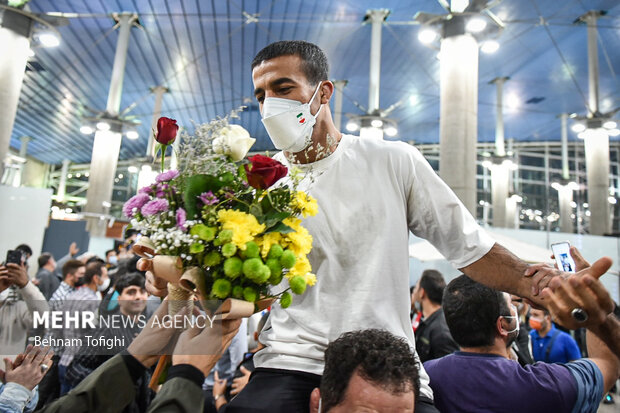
[212,124,256,161]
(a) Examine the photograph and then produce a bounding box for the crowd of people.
[1,39,619,412]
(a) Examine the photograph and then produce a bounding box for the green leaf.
[249,203,263,218]
[184,174,225,218]
[261,211,291,227]
[264,222,294,234]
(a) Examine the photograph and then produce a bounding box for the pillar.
[0,9,32,179]
[584,129,610,235]
[491,163,509,227]
[332,80,347,131]
[57,159,70,202]
[84,13,137,236]
[146,86,168,159]
[439,27,479,214]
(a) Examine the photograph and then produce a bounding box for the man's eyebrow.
[253,77,296,96]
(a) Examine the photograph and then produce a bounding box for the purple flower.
[138,186,152,195]
[176,208,187,231]
[198,191,219,205]
[141,198,169,216]
[123,193,150,218]
[155,170,179,183]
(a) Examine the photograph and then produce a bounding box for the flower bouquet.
[123,109,317,386]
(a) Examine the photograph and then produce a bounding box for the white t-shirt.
[255,134,495,399]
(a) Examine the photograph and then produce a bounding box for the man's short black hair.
[86,256,105,265]
[251,40,329,86]
[443,274,511,347]
[419,269,446,304]
[321,329,419,411]
[83,262,104,284]
[114,272,145,295]
[105,249,115,258]
[62,259,84,279]
[16,244,32,258]
[38,253,52,269]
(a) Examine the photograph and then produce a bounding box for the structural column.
[557,113,575,233]
[0,9,32,179]
[12,135,30,186]
[332,80,347,131]
[145,86,168,159]
[490,77,510,227]
[85,13,137,236]
[57,159,70,202]
[439,25,479,214]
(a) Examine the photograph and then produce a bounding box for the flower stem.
[161,145,166,172]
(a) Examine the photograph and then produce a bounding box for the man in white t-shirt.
[147,40,609,412]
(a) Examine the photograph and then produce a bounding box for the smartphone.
[5,250,23,265]
[550,242,576,273]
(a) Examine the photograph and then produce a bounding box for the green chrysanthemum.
[280,291,292,308]
[267,244,284,260]
[190,224,217,241]
[279,249,296,269]
[222,243,237,258]
[266,258,282,284]
[212,278,232,299]
[289,275,307,295]
[242,241,260,259]
[223,257,243,279]
[203,251,222,267]
[232,285,244,299]
[243,286,258,302]
[243,258,263,281]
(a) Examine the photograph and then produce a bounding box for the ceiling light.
[608,128,620,137]
[451,0,469,13]
[384,126,398,137]
[409,95,419,106]
[127,166,139,174]
[38,32,60,48]
[506,94,519,109]
[346,121,359,132]
[96,121,111,131]
[27,48,35,58]
[80,125,94,134]
[371,119,383,128]
[480,40,499,54]
[570,201,577,208]
[126,130,139,140]
[481,160,492,169]
[466,18,487,33]
[609,197,617,205]
[577,131,586,139]
[418,28,437,44]
[571,123,586,133]
[603,120,617,129]
[510,194,523,202]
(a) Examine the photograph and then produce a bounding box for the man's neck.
[421,301,441,319]
[460,338,510,359]
[120,308,140,321]
[83,283,97,293]
[44,265,54,272]
[284,121,341,164]
[538,323,552,338]
[64,279,75,288]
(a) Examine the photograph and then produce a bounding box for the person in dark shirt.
[412,270,458,362]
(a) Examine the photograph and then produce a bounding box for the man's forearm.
[461,243,534,301]
[590,314,620,360]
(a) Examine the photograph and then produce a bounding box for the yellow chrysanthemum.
[292,191,318,218]
[285,225,313,256]
[257,232,282,258]
[303,273,317,286]
[283,217,302,231]
[217,209,265,249]
[287,255,312,278]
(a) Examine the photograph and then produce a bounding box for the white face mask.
[261,83,324,153]
[98,277,110,292]
[109,256,118,266]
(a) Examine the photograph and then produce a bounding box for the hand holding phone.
[5,250,23,266]
[550,242,576,273]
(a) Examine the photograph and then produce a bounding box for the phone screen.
[551,242,576,273]
[5,250,23,265]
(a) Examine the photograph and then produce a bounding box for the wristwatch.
[214,394,223,401]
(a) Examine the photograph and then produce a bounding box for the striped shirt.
[49,282,75,311]
[58,287,100,367]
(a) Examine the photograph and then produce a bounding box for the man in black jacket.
[412,270,458,363]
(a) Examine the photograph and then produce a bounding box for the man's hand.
[541,268,614,331]
[127,299,185,368]
[0,265,11,293]
[144,270,169,298]
[213,370,228,399]
[525,247,609,297]
[69,242,80,257]
[0,263,29,289]
[3,346,53,391]
[230,365,252,396]
[172,318,241,375]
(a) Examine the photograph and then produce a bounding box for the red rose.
[156,117,179,145]
[245,154,288,189]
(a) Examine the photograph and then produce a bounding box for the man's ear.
[496,317,508,339]
[319,81,334,104]
[309,387,321,413]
